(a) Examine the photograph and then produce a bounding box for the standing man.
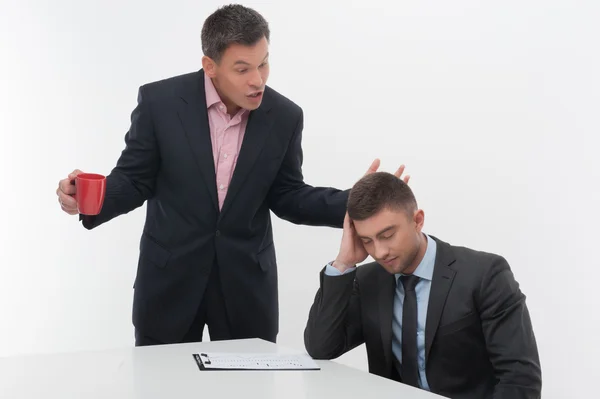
[305,172,541,398]
[55,4,405,346]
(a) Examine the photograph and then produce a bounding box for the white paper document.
[193,352,320,371]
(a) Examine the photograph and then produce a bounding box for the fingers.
[366,161,410,184]
[57,192,78,214]
[364,158,381,176]
[343,213,360,238]
[57,188,77,208]
[343,212,352,229]
[57,169,82,215]
[393,164,411,184]
[393,165,405,178]
[59,178,77,195]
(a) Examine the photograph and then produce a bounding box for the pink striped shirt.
[204,73,249,209]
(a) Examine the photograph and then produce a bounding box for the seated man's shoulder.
[439,240,520,300]
[440,238,510,276]
[452,243,506,264]
[355,261,388,280]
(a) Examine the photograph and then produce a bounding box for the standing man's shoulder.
[263,84,303,119]
[138,70,203,102]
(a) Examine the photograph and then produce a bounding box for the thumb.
[68,169,83,179]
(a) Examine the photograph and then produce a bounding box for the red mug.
[74,173,106,215]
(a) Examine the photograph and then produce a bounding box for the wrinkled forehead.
[220,38,269,65]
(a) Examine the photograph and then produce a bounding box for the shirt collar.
[395,233,436,283]
[204,72,223,109]
[203,72,249,123]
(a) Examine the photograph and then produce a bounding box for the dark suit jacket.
[305,236,541,399]
[80,69,348,343]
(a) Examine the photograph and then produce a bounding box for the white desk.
[0,338,444,398]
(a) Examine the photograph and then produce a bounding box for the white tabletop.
[0,338,444,398]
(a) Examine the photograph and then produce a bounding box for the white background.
[1,0,598,397]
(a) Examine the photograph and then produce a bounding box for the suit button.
[215,230,221,237]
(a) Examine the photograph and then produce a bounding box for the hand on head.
[333,159,411,272]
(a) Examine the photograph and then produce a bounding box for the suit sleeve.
[80,85,159,229]
[267,109,349,228]
[477,256,542,399]
[304,267,364,359]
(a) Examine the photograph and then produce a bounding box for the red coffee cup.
[74,173,106,215]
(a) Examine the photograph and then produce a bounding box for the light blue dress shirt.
[325,234,436,391]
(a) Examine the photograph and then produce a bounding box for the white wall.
[1,0,598,397]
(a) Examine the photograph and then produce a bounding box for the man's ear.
[202,56,217,78]
[414,209,425,232]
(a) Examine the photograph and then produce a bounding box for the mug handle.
[70,178,77,202]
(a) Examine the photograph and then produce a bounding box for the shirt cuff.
[324,262,357,276]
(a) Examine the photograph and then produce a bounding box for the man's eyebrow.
[358,226,395,240]
[375,226,395,237]
[233,53,269,66]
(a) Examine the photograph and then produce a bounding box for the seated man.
[304,172,541,399]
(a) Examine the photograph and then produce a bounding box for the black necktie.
[401,274,420,387]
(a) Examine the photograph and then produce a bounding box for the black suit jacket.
[304,236,541,399]
[81,69,348,343]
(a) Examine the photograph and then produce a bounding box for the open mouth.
[247,91,263,99]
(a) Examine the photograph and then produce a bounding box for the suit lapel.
[177,70,218,211]
[378,269,397,372]
[219,92,274,217]
[425,238,457,361]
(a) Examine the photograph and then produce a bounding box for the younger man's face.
[352,207,425,275]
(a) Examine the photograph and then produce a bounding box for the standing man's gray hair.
[201,4,270,63]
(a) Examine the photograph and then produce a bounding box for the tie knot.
[400,274,420,291]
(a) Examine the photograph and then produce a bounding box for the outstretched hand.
[364,158,410,183]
